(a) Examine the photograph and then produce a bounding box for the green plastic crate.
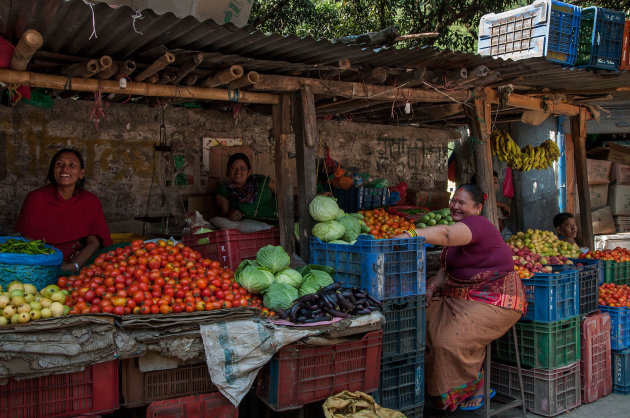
[603,260,620,284]
[617,261,630,285]
[493,316,580,369]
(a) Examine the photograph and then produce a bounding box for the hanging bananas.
[490,130,561,171]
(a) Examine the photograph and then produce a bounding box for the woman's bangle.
[405,229,417,238]
[73,262,80,273]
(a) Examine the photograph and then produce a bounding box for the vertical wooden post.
[272,94,295,255]
[571,108,593,249]
[565,133,576,214]
[467,89,499,228]
[293,85,318,262]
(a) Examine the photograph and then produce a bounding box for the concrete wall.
[0,99,453,235]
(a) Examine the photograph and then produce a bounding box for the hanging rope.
[131,9,144,35]
[89,81,106,130]
[82,0,98,40]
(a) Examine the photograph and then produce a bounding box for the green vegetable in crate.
[256,245,290,274]
[298,270,334,297]
[334,208,346,221]
[194,227,213,245]
[337,215,361,242]
[235,260,274,294]
[0,239,55,255]
[274,268,303,289]
[312,220,345,242]
[309,195,341,222]
[263,282,298,311]
[329,239,350,244]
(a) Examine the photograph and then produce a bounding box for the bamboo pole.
[0,68,279,104]
[96,55,113,73]
[10,29,43,71]
[200,65,244,88]
[159,72,176,84]
[147,73,160,84]
[135,52,175,82]
[183,74,198,86]
[485,87,588,118]
[120,60,136,77]
[97,61,120,80]
[62,59,100,77]
[173,53,203,84]
[228,71,259,89]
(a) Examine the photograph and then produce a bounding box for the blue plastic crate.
[551,263,598,315]
[570,258,604,285]
[577,6,626,69]
[373,351,424,411]
[309,235,425,300]
[612,347,630,394]
[599,305,630,350]
[477,0,580,65]
[381,295,425,358]
[331,187,389,213]
[521,270,579,322]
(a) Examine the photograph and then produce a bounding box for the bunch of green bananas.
[491,130,561,171]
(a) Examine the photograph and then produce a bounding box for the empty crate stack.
[577,7,626,69]
[477,0,581,64]
[492,269,582,416]
[599,301,630,394]
[309,234,426,417]
[581,311,612,403]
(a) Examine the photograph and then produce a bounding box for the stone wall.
[0,99,456,235]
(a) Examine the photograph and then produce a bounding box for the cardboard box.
[587,159,612,184]
[592,206,616,235]
[589,184,609,210]
[406,189,451,211]
[610,162,630,185]
[588,142,630,166]
[614,216,630,233]
[608,184,630,216]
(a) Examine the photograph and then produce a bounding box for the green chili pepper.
[0,239,55,255]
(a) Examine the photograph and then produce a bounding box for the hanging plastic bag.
[503,167,514,199]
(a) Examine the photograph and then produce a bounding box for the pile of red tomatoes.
[58,240,266,316]
[599,282,630,308]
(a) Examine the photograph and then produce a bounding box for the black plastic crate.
[578,265,599,315]
[373,350,424,411]
[381,295,425,358]
[397,401,424,418]
[332,187,389,212]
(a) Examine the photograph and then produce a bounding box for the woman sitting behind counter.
[15,148,112,274]
[394,183,526,411]
[216,153,277,221]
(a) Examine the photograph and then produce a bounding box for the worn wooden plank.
[300,85,318,147]
[485,87,588,118]
[565,132,576,214]
[273,94,295,255]
[571,109,593,249]
[293,89,318,262]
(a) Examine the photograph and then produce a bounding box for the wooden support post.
[571,108,593,249]
[173,53,203,84]
[228,71,259,89]
[293,85,318,262]
[10,29,43,71]
[273,94,295,255]
[468,89,499,228]
[135,52,175,82]
[565,133,576,214]
[201,65,244,88]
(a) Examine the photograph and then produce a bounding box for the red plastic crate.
[0,360,118,418]
[581,311,612,403]
[619,20,630,70]
[182,227,280,271]
[256,330,383,411]
[146,393,237,418]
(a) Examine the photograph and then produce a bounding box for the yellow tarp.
[322,390,406,418]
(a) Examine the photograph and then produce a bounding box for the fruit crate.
[309,235,426,300]
[620,20,630,70]
[146,393,238,418]
[576,6,626,69]
[522,270,579,322]
[491,361,581,417]
[598,305,630,350]
[551,263,598,315]
[121,360,216,407]
[581,311,612,403]
[256,330,382,411]
[601,259,621,284]
[332,187,389,213]
[493,315,580,369]
[181,227,279,271]
[381,295,426,358]
[477,0,581,64]
[373,350,424,411]
[612,346,630,394]
[397,401,424,418]
[570,258,603,285]
[0,360,118,418]
[616,260,630,285]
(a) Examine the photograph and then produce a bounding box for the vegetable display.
[0,239,55,255]
[359,208,415,239]
[263,282,299,311]
[309,195,341,222]
[256,245,290,273]
[277,283,382,324]
[0,281,71,326]
[415,208,454,228]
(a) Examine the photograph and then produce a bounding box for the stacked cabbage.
[308,196,369,243]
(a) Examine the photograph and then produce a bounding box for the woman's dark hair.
[470,170,499,185]
[553,212,574,228]
[226,153,251,175]
[47,148,85,190]
[457,183,486,206]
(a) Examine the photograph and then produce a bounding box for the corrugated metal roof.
[2,0,630,125]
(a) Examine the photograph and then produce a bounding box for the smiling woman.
[15,148,112,274]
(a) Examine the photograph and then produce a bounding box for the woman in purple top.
[395,183,527,412]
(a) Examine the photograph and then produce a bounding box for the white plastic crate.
[478,0,580,64]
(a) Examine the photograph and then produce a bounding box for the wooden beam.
[316,98,388,116]
[0,68,279,104]
[10,29,43,71]
[273,94,295,255]
[565,133,576,214]
[293,87,318,262]
[469,89,499,228]
[485,87,588,118]
[253,74,470,103]
[571,109,593,249]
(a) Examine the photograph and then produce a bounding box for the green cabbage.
[256,245,290,273]
[338,215,361,242]
[298,270,334,297]
[274,268,303,288]
[235,263,274,294]
[329,239,350,244]
[312,221,345,242]
[263,282,298,311]
[309,195,340,222]
[334,208,346,220]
